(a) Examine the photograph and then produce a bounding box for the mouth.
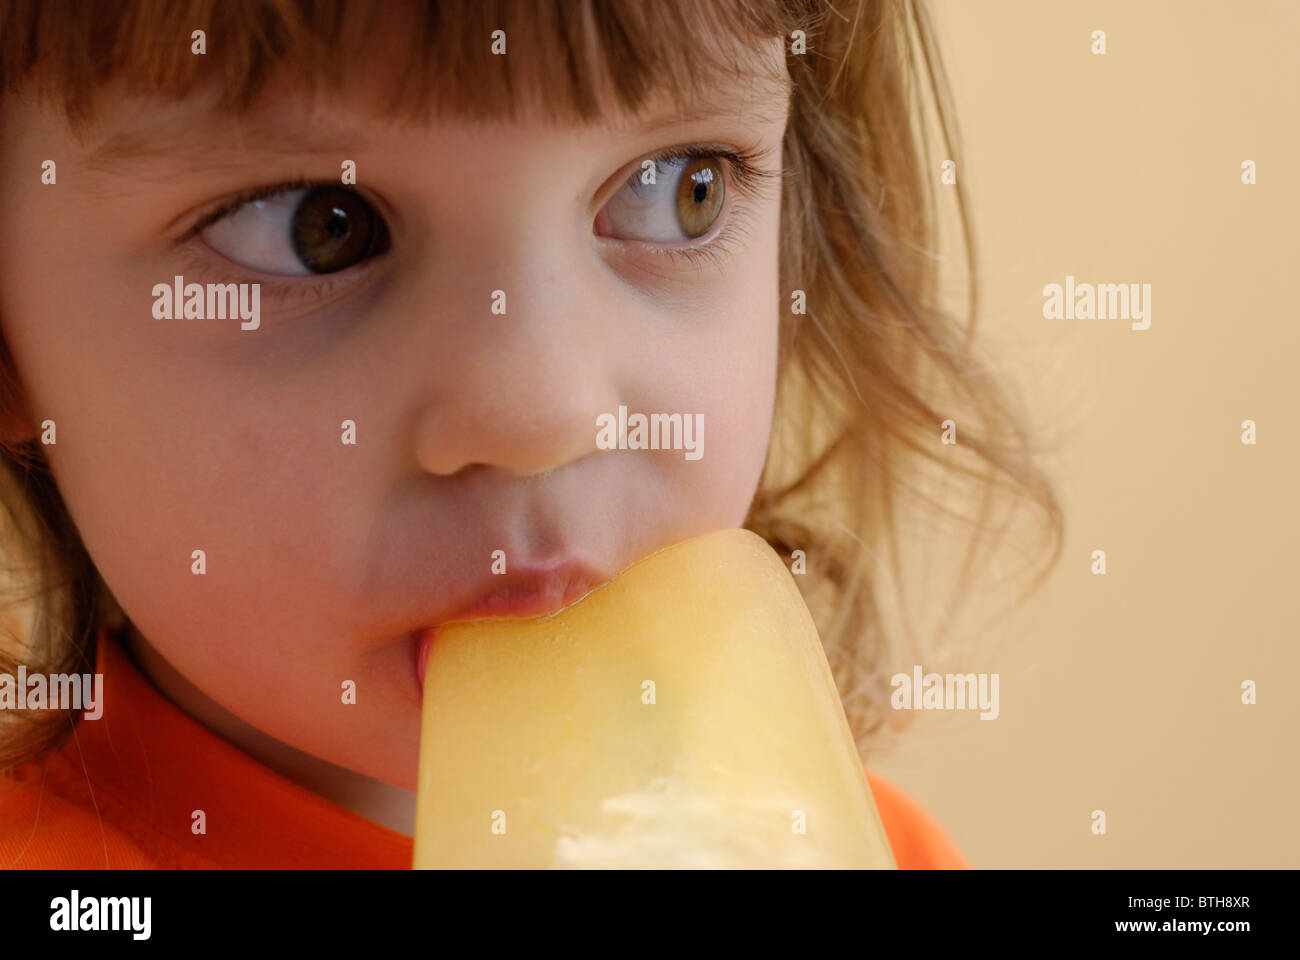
[413,564,606,692]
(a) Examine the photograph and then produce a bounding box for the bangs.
[1,0,802,125]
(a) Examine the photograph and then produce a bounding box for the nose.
[411,257,621,479]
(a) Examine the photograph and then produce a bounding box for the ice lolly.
[413,528,897,868]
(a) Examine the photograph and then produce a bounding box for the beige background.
[870,0,1300,867]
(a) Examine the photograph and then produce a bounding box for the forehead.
[77,88,790,184]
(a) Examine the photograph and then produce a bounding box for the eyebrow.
[80,75,791,179]
[613,77,792,139]
[82,117,368,174]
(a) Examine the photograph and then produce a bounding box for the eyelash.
[624,143,780,270]
[179,142,781,285]
[181,177,317,242]
[178,178,384,312]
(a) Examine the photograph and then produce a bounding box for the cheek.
[715,311,779,524]
[44,391,301,634]
[655,214,780,528]
[5,267,352,674]
[717,210,782,517]
[675,278,780,529]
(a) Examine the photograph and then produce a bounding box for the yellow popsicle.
[413,528,897,868]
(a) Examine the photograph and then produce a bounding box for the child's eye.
[198,185,390,276]
[595,153,731,243]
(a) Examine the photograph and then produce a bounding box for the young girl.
[0,0,1060,868]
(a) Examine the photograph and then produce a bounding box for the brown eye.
[595,152,732,245]
[291,186,389,274]
[675,157,725,238]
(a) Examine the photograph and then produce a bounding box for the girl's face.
[0,40,789,791]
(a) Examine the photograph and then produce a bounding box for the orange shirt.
[0,625,969,869]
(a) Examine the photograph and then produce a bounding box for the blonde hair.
[0,0,1061,769]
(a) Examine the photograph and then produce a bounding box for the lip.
[413,563,606,692]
